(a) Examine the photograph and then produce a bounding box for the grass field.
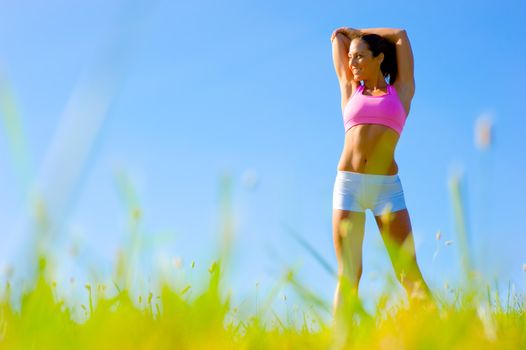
[0,174,525,349]
[0,254,525,349]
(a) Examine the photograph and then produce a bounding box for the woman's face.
[348,39,383,82]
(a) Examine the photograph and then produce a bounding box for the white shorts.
[332,170,407,216]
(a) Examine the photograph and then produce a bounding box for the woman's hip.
[332,170,406,215]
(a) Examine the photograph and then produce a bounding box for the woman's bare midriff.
[337,123,400,175]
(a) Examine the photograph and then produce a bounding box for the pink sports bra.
[343,83,407,135]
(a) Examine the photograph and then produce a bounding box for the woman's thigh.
[332,209,366,273]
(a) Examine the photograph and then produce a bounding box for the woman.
[330,27,432,319]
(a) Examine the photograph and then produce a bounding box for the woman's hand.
[330,27,361,42]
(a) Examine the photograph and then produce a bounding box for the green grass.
[0,252,525,349]
[0,173,524,349]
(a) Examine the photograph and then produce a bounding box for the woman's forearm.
[358,28,405,42]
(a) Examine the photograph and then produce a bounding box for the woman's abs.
[337,124,400,175]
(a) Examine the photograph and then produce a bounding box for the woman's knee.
[340,261,363,284]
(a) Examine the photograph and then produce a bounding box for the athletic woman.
[330,27,432,319]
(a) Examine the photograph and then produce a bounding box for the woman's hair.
[351,33,398,84]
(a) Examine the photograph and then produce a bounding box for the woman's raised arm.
[332,27,405,43]
[331,33,353,83]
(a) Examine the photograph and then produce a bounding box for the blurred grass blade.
[449,172,474,284]
[0,71,33,194]
[281,222,337,279]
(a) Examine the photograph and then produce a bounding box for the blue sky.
[1,0,525,319]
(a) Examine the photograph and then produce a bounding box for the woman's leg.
[332,209,366,319]
[374,208,432,303]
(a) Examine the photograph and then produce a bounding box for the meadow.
[0,173,525,350]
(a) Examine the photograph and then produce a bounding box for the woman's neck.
[362,79,387,91]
